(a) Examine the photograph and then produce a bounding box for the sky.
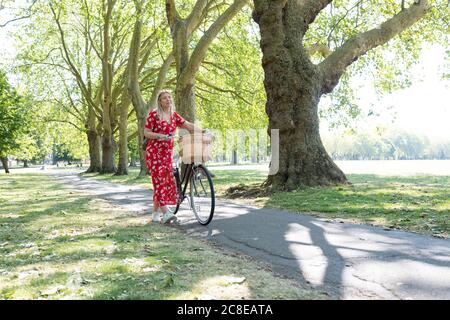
[334,45,450,142]
[1,5,449,142]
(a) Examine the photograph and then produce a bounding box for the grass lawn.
[0,173,323,300]
[82,167,449,238]
[218,170,450,238]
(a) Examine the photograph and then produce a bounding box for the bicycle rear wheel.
[190,165,215,225]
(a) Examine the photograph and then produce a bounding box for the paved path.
[51,171,450,300]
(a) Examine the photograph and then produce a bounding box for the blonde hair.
[156,90,174,122]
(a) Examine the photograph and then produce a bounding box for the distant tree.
[0,71,27,173]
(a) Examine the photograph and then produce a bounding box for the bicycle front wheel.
[190,165,215,225]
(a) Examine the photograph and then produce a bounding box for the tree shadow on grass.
[2,218,300,300]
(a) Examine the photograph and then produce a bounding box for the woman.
[144,90,203,224]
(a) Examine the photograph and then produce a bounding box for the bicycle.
[168,134,215,225]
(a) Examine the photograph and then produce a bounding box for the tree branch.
[50,3,97,111]
[185,0,209,35]
[197,76,252,105]
[0,0,38,27]
[165,0,180,35]
[128,1,146,118]
[82,0,103,61]
[146,52,174,111]
[179,0,248,86]
[325,0,366,46]
[45,118,84,132]
[319,0,430,94]
[300,0,333,27]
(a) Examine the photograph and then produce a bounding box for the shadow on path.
[177,200,450,300]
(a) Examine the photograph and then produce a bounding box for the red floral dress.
[145,110,186,206]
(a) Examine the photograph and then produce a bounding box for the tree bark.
[100,0,117,174]
[253,0,347,190]
[128,1,171,177]
[176,81,196,122]
[128,2,148,177]
[101,133,116,173]
[86,129,102,173]
[115,86,131,175]
[167,0,248,122]
[253,0,430,190]
[1,157,10,173]
[136,116,149,176]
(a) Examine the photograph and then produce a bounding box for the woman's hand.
[143,129,174,141]
[160,133,175,141]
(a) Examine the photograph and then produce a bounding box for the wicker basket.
[179,133,213,164]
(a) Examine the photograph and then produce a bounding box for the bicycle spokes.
[190,165,215,225]
[171,163,215,225]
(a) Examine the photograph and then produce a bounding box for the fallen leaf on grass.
[123,257,146,267]
[143,245,153,254]
[226,276,246,285]
[195,294,216,300]
[81,278,98,284]
[40,285,65,296]
[143,266,161,272]
[18,269,40,279]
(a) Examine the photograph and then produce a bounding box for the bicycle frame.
[173,163,194,205]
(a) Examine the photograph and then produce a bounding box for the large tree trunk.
[137,116,149,176]
[116,121,129,175]
[172,19,196,122]
[1,157,10,174]
[86,129,102,173]
[127,3,170,178]
[101,133,116,173]
[253,0,347,190]
[115,91,131,176]
[176,81,196,122]
[269,98,348,190]
[99,0,116,175]
[85,103,102,173]
[253,0,429,190]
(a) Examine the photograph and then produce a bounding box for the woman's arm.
[181,120,204,133]
[144,128,171,140]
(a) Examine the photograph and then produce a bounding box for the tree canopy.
[0,0,448,179]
